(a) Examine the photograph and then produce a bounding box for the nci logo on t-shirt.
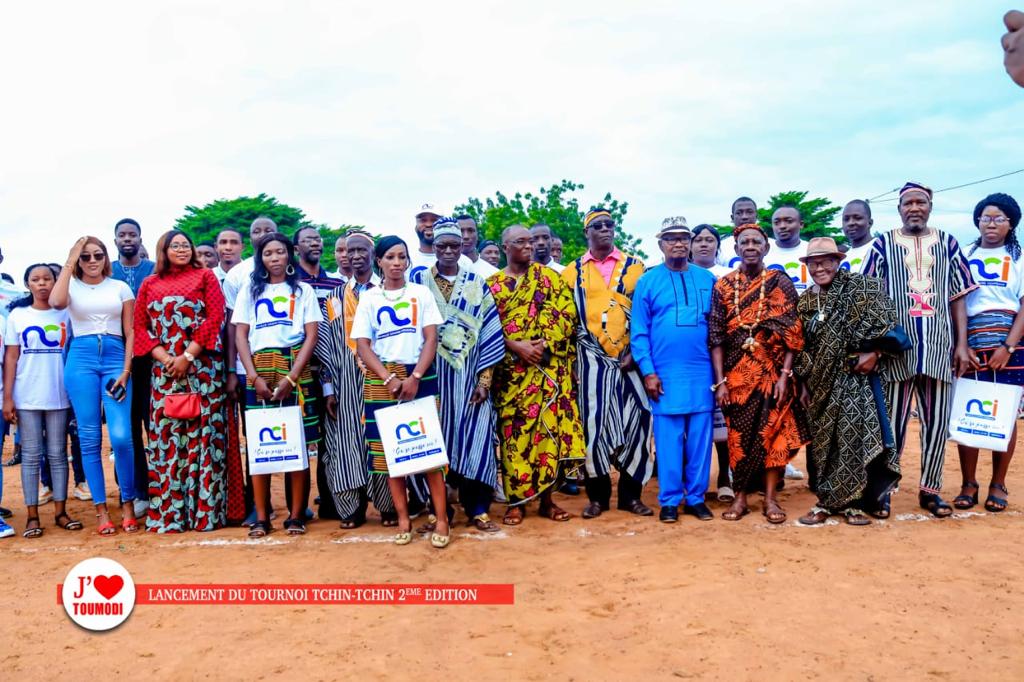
[255,293,296,328]
[22,322,67,354]
[970,255,1011,287]
[840,257,863,271]
[376,298,419,340]
[768,262,808,288]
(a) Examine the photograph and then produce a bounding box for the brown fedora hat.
[799,237,847,263]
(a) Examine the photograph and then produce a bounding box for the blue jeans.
[18,409,69,505]
[64,334,136,504]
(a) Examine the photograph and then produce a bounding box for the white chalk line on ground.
[1,510,1019,554]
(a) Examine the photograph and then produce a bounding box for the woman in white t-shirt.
[234,233,322,538]
[4,264,80,537]
[351,236,449,548]
[49,237,138,536]
[956,193,1024,513]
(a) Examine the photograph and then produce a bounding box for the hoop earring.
[260,271,269,280]
[286,265,295,276]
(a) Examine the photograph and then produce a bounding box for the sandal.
[394,521,413,546]
[919,492,953,518]
[581,501,605,519]
[872,492,891,519]
[55,512,83,531]
[798,506,830,526]
[121,518,140,534]
[247,520,271,538]
[953,481,979,510]
[430,530,451,549]
[502,506,524,526]
[721,506,750,521]
[469,513,501,533]
[417,514,438,535]
[23,516,43,539]
[283,518,307,535]
[984,483,1009,513]
[539,503,571,522]
[96,514,116,536]
[339,514,365,530]
[763,503,787,525]
[843,508,872,526]
[380,512,399,528]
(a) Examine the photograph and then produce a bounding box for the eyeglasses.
[661,236,690,244]
[168,243,193,252]
[506,238,530,248]
[979,216,1011,226]
[588,220,615,230]
[79,253,105,262]
[435,243,462,253]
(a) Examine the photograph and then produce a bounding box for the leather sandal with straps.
[985,483,1009,512]
[954,481,980,510]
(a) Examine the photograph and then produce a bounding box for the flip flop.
[721,507,750,521]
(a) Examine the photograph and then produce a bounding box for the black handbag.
[858,325,913,354]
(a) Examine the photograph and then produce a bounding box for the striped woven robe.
[410,266,504,489]
[563,253,654,483]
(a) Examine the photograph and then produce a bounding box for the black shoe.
[683,502,714,521]
[0,506,12,518]
[559,481,580,496]
[659,506,679,523]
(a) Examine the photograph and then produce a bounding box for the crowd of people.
[0,183,1020,546]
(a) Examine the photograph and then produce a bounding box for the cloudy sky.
[1,1,1021,278]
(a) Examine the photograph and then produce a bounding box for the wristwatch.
[411,371,423,380]
[183,351,196,362]
[1002,341,1017,353]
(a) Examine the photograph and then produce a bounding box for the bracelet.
[284,375,297,388]
[411,371,423,380]
[780,368,794,378]
[710,377,728,392]
[183,350,196,362]
[383,373,397,384]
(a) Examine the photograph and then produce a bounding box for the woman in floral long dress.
[134,230,227,532]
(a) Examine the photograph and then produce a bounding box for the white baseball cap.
[415,202,444,218]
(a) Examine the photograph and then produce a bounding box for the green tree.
[174,194,307,258]
[454,180,647,263]
[712,190,843,242]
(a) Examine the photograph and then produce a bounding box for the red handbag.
[165,379,201,420]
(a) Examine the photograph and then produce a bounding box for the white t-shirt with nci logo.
[965,246,1024,317]
[231,281,323,353]
[350,283,445,364]
[763,240,809,291]
[5,306,71,410]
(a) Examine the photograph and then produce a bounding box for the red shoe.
[121,518,139,533]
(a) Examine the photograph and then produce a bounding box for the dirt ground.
[0,423,1021,681]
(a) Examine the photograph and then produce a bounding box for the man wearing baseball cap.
[410,202,473,281]
[631,217,717,522]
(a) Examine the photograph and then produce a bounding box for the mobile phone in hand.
[105,378,126,401]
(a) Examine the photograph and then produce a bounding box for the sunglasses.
[79,253,106,262]
[588,220,616,230]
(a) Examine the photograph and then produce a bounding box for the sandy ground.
[0,423,1021,681]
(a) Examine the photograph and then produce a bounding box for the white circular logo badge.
[61,557,135,631]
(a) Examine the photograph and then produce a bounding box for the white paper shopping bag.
[947,378,1023,451]
[375,396,449,477]
[245,404,309,475]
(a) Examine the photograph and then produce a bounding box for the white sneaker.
[0,520,14,538]
[73,483,92,501]
[133,499,150,517]
[39,484,53,505]
[784,463,804,480]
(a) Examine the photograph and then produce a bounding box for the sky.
[1,1,1022,280]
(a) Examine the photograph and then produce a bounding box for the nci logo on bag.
[22,323,67,354]
[258,423,288,444]
[376,298,419,340]
[970,256,1011,287]
[254,294,296,328]
[395,417,427,444]
[965,398,999,421]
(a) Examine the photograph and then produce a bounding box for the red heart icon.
[93,575,124,600]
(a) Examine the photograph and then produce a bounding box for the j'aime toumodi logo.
[258,423,288,445]
[61,557,136,631]
[254,294,296,327]
[965,398,999,420]
[970,256,1012,286]
[22,323,67,353]
[395,417,427,443]
[376,299,419,327]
